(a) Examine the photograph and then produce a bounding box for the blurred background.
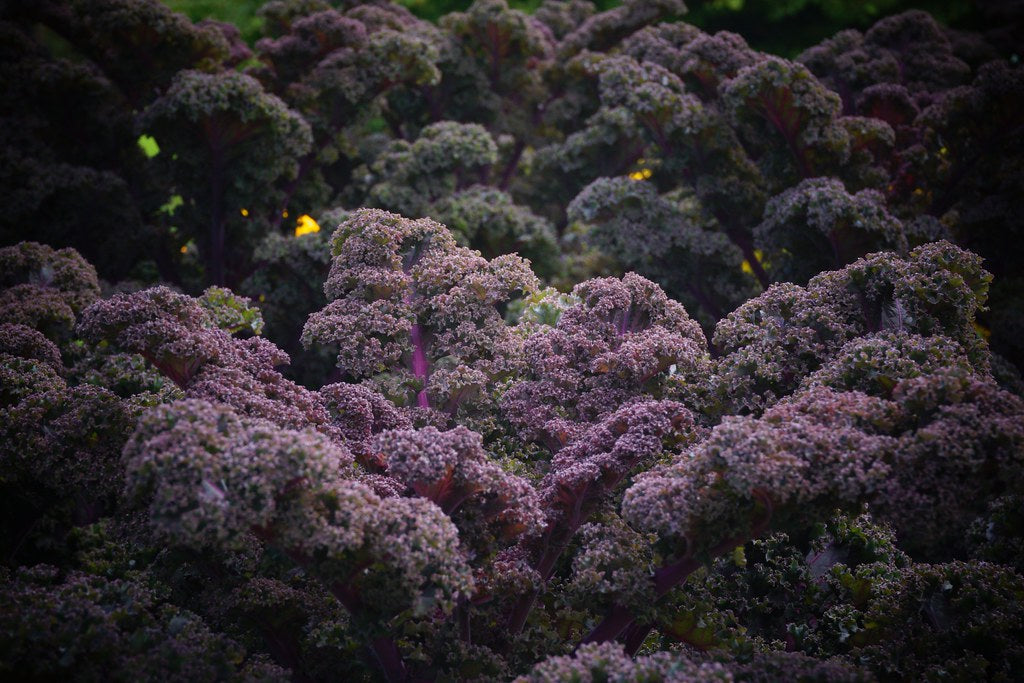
[164,0,988,55]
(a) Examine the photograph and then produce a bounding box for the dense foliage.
[2,0,1023,680]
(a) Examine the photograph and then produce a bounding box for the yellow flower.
[741,249,764,275]
[629,168,653,181]
[295,214,321,237]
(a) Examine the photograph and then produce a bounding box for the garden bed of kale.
[1,0,1023,680]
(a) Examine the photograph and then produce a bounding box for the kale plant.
[1,0,1023,680]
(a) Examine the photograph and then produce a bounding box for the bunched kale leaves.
[2,0,1024,680]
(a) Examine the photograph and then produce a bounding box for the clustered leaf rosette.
[263,484,475,629]
[623,388,897,564]
[712,241,992,415]
[620,23,755,98]
[501,399,703,638]
[848,561,1024,680]
[720,56,853,188]
[11,0,232,106]
[799,331,975,398]
[568,177,756,327]
[797,12,1024,369]
[429,186,562,281]
[502,272,710,448]
[255,9,377,92]
[443,0,552,100]
[122,399,353,550]
[770,540,1024,680]
[396,0,553,147]
[373,426,544,557]
[78,285,330,431]
[532,400,701,563]
[0,250,177,564]
[239,223,335,388]
[365,121,499,217]
[186,335,331,432]
[354,119,564,280]
[532,0,596,42]
[516,641,870,682]
[660,511,1024,681]
[139,69,312,285]
[253,3,442,219]
[555,0,688,60]
[876,370,1024,558]
[754,177,907,284]
[197,286,265,336]
[620,369,1024,609]
[0,242,101,340]
[319,381,411,470]
[549,38,897,334]
[62,340,176,401]
[0,323,61,368]
[0,38,153,279]
[2,383,137,516]
[799,10,971,116]
[77,286,218,387]
[0,323,64,406]
[123,399,473,627]
[0,565,287,682]
[560,517,659,620]
[0,307,145,556]
[303,208,537,417]
[622,370,1024,557]
[3,1,1024,680]
[514,641,732,682]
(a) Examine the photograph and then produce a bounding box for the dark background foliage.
[166,0,998,53]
